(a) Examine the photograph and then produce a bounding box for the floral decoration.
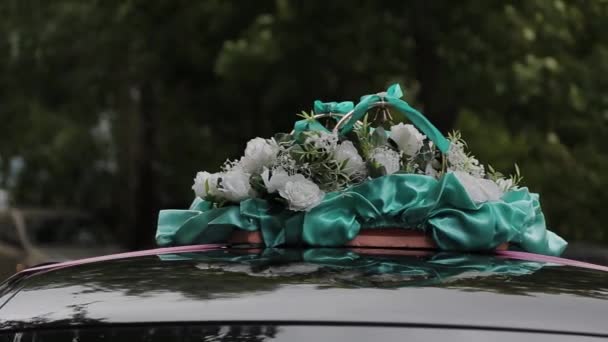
[191,114,521,212]
[157,83,566,257]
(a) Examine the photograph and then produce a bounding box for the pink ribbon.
[21,244,225,273]
[496,250,608,272]
[18,245,608,275]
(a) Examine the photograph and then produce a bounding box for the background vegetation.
[1,0,607,248]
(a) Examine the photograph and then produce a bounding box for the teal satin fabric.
[158,248,545,287]
[340,84,451,153]
[313,100,354,115]
[293,118,329,133]
[292,100,354,141]
[157,172,567,256]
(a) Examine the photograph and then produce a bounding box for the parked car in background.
[0,208,122,279]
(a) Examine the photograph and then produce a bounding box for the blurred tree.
[0,0,607,248]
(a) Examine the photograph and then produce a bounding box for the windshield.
[25,215,113,247]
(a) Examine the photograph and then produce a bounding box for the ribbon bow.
[340,83,451,153]
[313,100,354,115]
[293,100,355,140]
[293,116,331,139]
[362,83,404,103]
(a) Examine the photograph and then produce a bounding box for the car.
[0,244,607,341]
[0,208,123,280]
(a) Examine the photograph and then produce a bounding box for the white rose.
[334,141,366,176]
[389,123,425,156]
[453,171,503,203]
[371,147,401,175]
[278,175,325,211]
[261,167,291,193]
[218,170,252,202]
[191,171,220,199]
[239,137,279,173]
[447,143,485,178]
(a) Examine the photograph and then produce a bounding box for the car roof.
[1,246,607,336]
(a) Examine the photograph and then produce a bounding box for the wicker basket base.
[228,229,508,250]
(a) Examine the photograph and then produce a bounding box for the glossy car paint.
[0,247,607,337]
[3,325,608,341]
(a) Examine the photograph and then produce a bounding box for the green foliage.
[354,115,374,159]
[370,127,388,147]
[292,131,350,192]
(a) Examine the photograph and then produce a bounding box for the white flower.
[261,167,291,193]
[239,137,279,173]
[334,141,366,176]
[218,170,252,202]
[389,123,426,156]
[278,174,325,211]
[192,171,220,199]
[371,147,401,175]
[447,143,485,178]
[305,131,338,151]
[495,178,516,192]
[453,171,503,203]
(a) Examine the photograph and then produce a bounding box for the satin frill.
[157,172,567,256]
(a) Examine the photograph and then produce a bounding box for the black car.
[0,245,607,341]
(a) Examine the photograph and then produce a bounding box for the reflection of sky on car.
[25,215,112,246]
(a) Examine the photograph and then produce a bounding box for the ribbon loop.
[341,83,450,153]
[313,100,354,115]
[293,118,330,136]
[293,100,354,141]
[386,83,404,98]
[340,84,450,153]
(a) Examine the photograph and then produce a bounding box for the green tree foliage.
[0,0,607,247]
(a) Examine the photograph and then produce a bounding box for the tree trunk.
[410,2,458,133]
[130,81,159,249]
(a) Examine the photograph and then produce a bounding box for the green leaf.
[371,127,388,147]
[339,158,349,170]
[296,110,316,120]
[273,132,293,145]
[367,160,387,178]
[249,173,267,195]
[204,179,210,194]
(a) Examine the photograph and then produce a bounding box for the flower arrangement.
[157,84,566,257]
[192,120,521,212]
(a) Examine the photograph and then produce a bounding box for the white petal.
[262,167,291,193]
[218,170,252,202]
[453,171,503,203]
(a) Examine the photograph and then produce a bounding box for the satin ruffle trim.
[157,173,567,256]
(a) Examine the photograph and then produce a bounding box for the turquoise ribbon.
[157,173,567,256]
[313,100,354,115]
[293,119,329,135]
[292,100,355,140]
[340,84,451,153]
